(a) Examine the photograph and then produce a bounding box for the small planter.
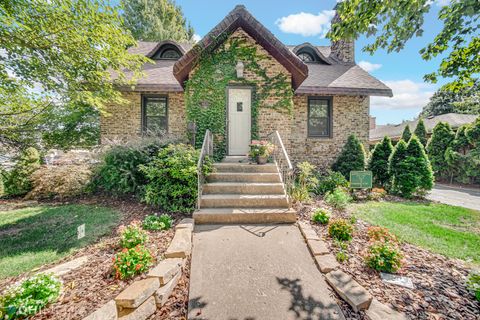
[256,156,268,165]
[249,140,274,165]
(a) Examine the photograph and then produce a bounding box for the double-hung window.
[142,95,168,135]
[308,97,332,138]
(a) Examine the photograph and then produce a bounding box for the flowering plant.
[118,220,148,249]
[113,245,153,279]
[248,140,274,158]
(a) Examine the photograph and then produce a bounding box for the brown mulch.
[296,200,480,320]
[0,196,191,320]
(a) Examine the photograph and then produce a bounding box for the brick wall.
[100,92,186,143]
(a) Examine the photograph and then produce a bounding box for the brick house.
[102,5,392,169]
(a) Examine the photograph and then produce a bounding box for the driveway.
[427,184,480,211]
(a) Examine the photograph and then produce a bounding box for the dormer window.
[298,52,314,63]
[151,44,183,60]
[160,49,181,59]
[293,43,330,64]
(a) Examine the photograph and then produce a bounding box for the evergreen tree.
[465,117,480,148]
[368,136,393,188]
[332,135,366,179]
[404,136,434,196]
[122,0,194,42]
[426,122,455,178]
[388,139,408,194]
[401,125,412,142]
[414,118,428,146]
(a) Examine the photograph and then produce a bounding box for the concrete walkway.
[427,184,480,211]
[188,224,344,320]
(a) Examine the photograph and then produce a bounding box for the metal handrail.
[268,130,293,207]
[197,129,213,209]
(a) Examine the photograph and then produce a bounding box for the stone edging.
[297,221,408,320]
[83,218,194,320]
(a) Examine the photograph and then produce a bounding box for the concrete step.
[193,208,297,224]
[222,156,249,163]
[203,182,285,195]
[207,172,281,183]
[200,194,289,208]
[213,163,278,173]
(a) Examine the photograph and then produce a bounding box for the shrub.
[3,147,41,197]
[414,118,428,146]
[140,144,212,212]
[314,170,348,195]
[367,226,398,243]
[365,241,403,273]
[0,273,61,319]
[290,162,318,203]
[426,122,455,178]
[328,218,354,241]
[311,208,330,224]
[368,136,393,188]
[324,187,352,210]
[119,221,148,249]
[26,165,93,199]
[401,125,412,142]
[467,271,480,302]
[332,134,365,178]
[142,214,173,231]
[369,187,387,200]
[334,239,349,263]
[113,245,153,279]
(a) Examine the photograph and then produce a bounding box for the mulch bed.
[0,196,191,320]
[296,200,480,320]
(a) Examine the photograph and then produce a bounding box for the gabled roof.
[172,5,309,89]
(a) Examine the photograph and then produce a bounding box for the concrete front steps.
[194,159,296,224]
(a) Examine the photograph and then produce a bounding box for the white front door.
[228,87,251,155]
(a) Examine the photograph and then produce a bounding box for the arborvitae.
[368,136,393,188]
[332,134,366,179]
[401,125,412,142]
[414,118,428,146]
[405,135,434,195]
[426,122,455,177]
[388,139,408,194]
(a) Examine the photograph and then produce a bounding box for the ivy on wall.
[185,31,293,160]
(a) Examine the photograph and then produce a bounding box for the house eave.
[115,84,184,92]
[295,86,393,97]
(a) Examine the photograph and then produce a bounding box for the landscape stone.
[154,271,182,306]
[380,272,414,289]
[314,254,339,273]
[147,258,182,285]
[366,299,408,320]
[115,278,159,308]
[298,221,320,240]
[326,270,373,312]
[118,296,156,320]
[165,228,192,258]
[83,300,117,320]
[176,218,194,231]
[42,255,90,277]
[307,239,329,256]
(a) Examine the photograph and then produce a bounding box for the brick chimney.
[330,9,355,63]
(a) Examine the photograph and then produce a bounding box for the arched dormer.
[293,43,331,64]
[148,41,185,60]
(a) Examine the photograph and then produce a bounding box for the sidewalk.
[188,224,344,320]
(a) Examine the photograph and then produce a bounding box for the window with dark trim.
[142,95,168,135]
[308,97,332,137]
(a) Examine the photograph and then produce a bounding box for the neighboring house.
[369,113,478,145]
[102,5,392,169]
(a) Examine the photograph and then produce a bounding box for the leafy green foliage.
[365,241,403,273]
[368,136,393,188]
[426,122,455,177]
[290,162,318,203]
[324,187,352,210]
[332,135,365,178]
[311,208,331,225]
[185,35,293,160]
[0,273,61,319]
[467,271,480,302]
[0,0,147,150]
[314,170,349,195]
[142,214,173,231]
[414,118,428,146]
[465,117,480,147]
[401,125,412,142]
[141,144,212,212]
[334,239,349,263]
[248,140,274,159]
[119,221,149,249]
[113,245,153,279]
[329,0,479,91]
[421,82,480,116]
[3,147,40,197]
[328,218,353,242]
[121,0,194,42]
[388,139,407,190]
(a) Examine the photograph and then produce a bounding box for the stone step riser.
[194,210,296,224]
[200,196,289,208]
[203,183,284,195]
[207,173,281,183]
[213,164,278,173]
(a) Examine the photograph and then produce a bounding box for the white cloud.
[371,80,435,110]
[358,61,382,72]
[192,34,202,42]
[275,10,335,37]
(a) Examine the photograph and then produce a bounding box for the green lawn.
[0,204,122,278]
[350,201,480,264]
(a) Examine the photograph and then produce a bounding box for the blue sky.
[129,0,451,125]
